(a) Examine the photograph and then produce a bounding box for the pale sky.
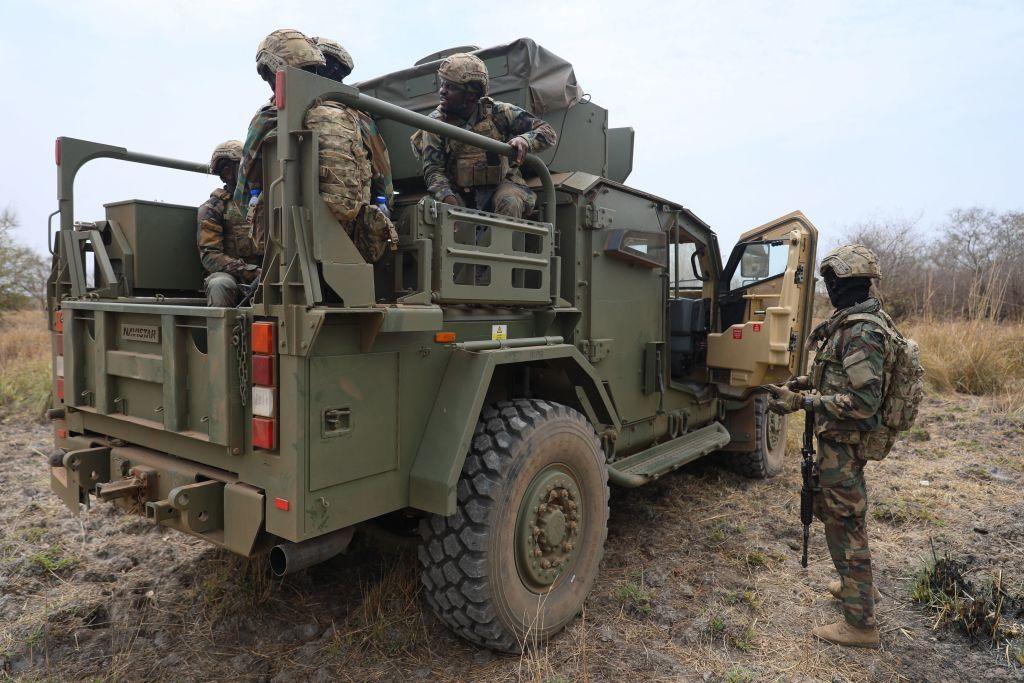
[1,0,1021,258]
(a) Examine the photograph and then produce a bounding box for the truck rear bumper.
[50,440,266,557]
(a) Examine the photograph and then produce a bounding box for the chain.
[232,317,249,406]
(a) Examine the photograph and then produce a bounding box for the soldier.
[411,53,557,218]
[767,244,890,648]
[233,29,326,213]
[308,36,398,263]
[197,140,262,307]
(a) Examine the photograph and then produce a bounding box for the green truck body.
[46,39,817,649]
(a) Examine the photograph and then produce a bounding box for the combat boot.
[828,579,882,602]
[811,620,880,648]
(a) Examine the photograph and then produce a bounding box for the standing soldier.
[411,53,556,219]
[308,36,398,263]
[767,244,891,648]
[197,140,262,307]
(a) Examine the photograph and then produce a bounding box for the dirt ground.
[1,392,1022,682]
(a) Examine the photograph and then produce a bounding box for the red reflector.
[275,70,285,109]
[251,321,276,355]
[56,377,64,400]
[732,328,742,340]
[54,310,63,332]
[55,333,63,355]
[56,428,68,439]
[252,417,277,450]
[55,138,61,165]
[274,497,290,511]
[252,354,276,386]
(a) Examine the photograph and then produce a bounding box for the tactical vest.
[810,301,924,460]
[446,98,509,189]
[306,102,372,225]
[210,188,261,262]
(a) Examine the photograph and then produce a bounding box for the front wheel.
[418,400,609,652]
[730,395,787,478]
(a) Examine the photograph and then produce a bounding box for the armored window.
[605,229,667,269]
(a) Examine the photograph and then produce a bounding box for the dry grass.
[0,309,50,419]
[904,319,1024,397]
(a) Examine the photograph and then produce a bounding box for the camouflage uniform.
[197,187,262,307]
[307,36,397,263]
[233,30,326,211]
[411,53,556,218]
[806,297,889,630]
[304,102,397,262]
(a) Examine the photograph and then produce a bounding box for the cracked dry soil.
[1,393,1022,682]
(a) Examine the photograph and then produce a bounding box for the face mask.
[824,270,871,308]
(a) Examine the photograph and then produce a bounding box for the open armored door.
[707,211,817,388]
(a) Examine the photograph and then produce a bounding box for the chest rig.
[213,188,261,262]
[446,98,509,189]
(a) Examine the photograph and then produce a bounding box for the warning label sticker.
[491,324,508,341]
[732,328,743,340]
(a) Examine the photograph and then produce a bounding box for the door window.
[728,240,788,290]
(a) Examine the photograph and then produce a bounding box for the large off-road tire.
[731,396,787,479]
[418,400,609,652]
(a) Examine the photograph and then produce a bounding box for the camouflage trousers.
[204,272,242,307]
[813,435,876,629]
[464,179,536,219]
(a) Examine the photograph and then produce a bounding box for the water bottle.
[246,188,261,223]
[375,195,390,219]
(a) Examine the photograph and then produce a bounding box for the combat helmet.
[312,37,354,78]
[255,29,325,81]
[437,52,489,93]
[209,140,242,173]
[819,244,881,279]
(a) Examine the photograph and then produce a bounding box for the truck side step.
[607,422,732,488]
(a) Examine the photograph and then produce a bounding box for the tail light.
[251,321,278,450]
[274,70,285,109]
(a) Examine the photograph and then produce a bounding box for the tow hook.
[95,466,157,502]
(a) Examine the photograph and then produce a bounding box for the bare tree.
[0,206,50,310]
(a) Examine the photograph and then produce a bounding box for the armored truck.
[45,39,817,651]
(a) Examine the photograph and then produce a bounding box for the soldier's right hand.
[786,375,811,391]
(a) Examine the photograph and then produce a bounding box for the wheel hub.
[515,466,582,590]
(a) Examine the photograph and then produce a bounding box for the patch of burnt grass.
[911,550,1024,648]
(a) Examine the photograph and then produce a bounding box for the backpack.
[813,302,925,459]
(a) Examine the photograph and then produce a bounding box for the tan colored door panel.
[707,212,818,388]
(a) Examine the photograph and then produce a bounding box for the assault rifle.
[799,406,816,568]
[759,384,818,568]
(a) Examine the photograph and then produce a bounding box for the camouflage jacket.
[355,111,394,206]
[197,186,262,281]
[808,298,889,441]
[233,100,277,209]
[412,98,556,202]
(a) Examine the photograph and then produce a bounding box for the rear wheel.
[418,399,609,652]
[731,396,787,478]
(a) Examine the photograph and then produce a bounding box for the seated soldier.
[412,53,557,219]
[234,29,326,216]
[197,141,262,306]
[308,36,398,263]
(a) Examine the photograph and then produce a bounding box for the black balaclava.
[822,268,872,309]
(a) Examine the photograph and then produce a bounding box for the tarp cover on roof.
[356,37,584,115]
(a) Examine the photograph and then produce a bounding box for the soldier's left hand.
[766,385,804,415]
[508,137,528,166]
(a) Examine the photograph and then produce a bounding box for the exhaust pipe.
[270,526,355,577]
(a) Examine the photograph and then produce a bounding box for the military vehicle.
[45,39,817,651]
